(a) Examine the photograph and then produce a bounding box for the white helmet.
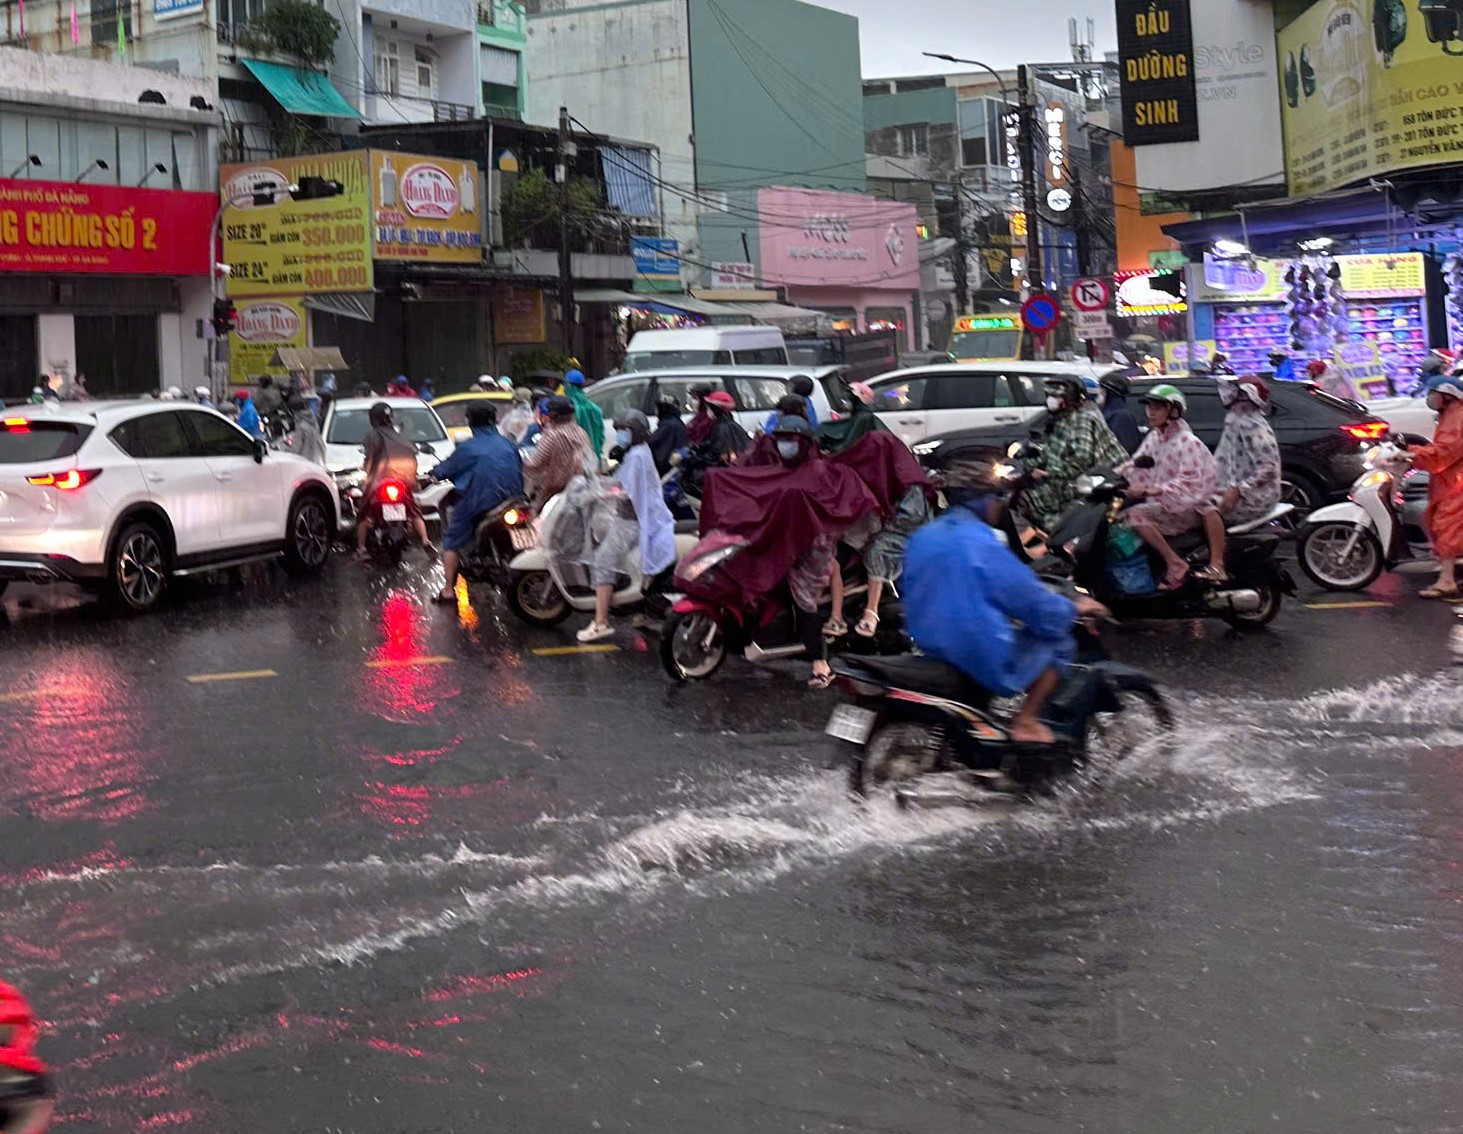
[194,385,211,401]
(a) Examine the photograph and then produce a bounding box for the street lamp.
[921,52,1012,106]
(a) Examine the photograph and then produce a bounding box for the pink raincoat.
[1119,418,1218,536]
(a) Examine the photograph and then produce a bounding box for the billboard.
[493,288,545,345]
[1279,0,1463,193]
[229,297,308,383]
[1116,0,1200,145]
[370,151,484,264]
[220,151,372,298]
[0,179,215,275]
[757,188,920,291]
[631,236,681,293]
[1132,0,1284,194]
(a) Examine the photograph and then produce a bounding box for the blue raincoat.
[903,507,1076,697]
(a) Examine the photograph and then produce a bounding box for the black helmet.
[616,409,652,446]
[789,374,815,397]
[544,395,575,421]
[655,396,682,418]
[1044,375,1086,404]
[771,415,815,439]
[465,402,499,429]
[1100,371,1131,397]
[368,401,394,428]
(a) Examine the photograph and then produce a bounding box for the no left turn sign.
[1070,277,1110,313]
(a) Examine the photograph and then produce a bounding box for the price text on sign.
[1070,277,1110,312]
[1020,295,1061,334]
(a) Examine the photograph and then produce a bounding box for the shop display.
[1446,249,1463,356]
[1344,298,1427,392]
[1211,303,1289,374]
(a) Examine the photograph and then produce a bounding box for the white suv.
[0,400,340,613]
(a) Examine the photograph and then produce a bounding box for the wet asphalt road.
[2,556,1463,1133]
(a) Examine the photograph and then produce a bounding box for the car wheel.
[1279,471,1324,517]
[104,521,168,614]
[283,492,332,576]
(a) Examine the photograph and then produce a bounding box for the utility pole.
[1070,165,1091,277]
[557,105,575,357]
[1016,64,1044,295]
[951,174,970,316]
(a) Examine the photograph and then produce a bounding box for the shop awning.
[304,291,375,323]
[272,346,349,373]
[574,289,822,325]
[242,59,359,119]
[1161,187,1394,256]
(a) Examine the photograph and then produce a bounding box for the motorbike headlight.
[1075,474,1097,496]
[503,508,523,527]
[683,545,740,583]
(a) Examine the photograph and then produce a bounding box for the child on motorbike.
[1197,376,1282,583]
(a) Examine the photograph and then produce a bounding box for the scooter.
[505,488,701,629]
[1041,467,1297,629]
[0,981,53,1134]
[1297,441,1434,591]
[825,614,1173,805]
[455,496,538,588]
[359,478,416,567]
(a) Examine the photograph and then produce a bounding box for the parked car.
[430,388,514,442]
[865,360,1113,447]
[911,377,1390,513]
[1363,391,1437,443]
[620,326,789,372]
[785,330,899,383]
[321,396,455,530]
[0,400,339,612]
[585,366,840,446]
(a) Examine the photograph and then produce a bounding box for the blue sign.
[154,0,204,18]
[631,236,681,293]
[1021,295,1062,333]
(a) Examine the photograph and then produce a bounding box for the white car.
[866,360,1113,447]
[320,396,455,528]
[0,400,340,613]
[1365,393,1436,443]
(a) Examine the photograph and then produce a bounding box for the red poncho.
[826,431,935,518]
[1412,397,1463,558]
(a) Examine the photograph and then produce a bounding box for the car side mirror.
[252,438,267,464]
[416,441,436,457]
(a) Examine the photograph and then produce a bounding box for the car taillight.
[1341,421,1389,441]
[27,469,99,490]
[2,417,31,432]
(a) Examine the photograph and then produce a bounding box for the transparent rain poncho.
[540,474,641,593]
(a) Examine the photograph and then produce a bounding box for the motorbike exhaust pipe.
[1204,588,1262,613]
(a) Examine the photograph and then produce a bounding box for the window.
[414,46,436,93]
[374,40,400,96]
[326,408,445,445]
[587,380,651,422]
[869,378,927,413]
[111,412,193,459]
[734,347,789,366]
[0,421,91,464]
[728,376,787,411]
[653,378,730,416]
[927,372,998,410]
[183,411,256,458]
[90,0,131,48]
[1004,373,1044,405]
[622,350,730,372]
[961,136,988,167]
[898,124,929,158]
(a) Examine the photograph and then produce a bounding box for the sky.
[818,0,1118,77]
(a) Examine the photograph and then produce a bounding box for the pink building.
[757,188,920,349]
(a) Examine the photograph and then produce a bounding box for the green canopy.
[242,59,359,118]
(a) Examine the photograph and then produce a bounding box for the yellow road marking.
[365,655,454,668]
[531,644,621,657]
[1305,601,1392,610]
[186,669,279,684]
[0,686,84,703]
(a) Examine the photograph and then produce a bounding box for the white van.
[621,326,788,372]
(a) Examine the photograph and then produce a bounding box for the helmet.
[1100,371,1131,397]
[564,368,586,387]
[1425,372,1463,400]
[789,374,815,397]
[1081,375,1103,399]
[165,385,182,400]
[233,389,250,402]
[1044,375,1086,404]
[939,448,1020,509]
[1140,384,1188,415]
[513,386,533,404]
[498,376,514,391]
[544,395,575,420]
[368,401,394,428]
[194,385,210,400]
[616,409,652,446]
[465,402,499,429]
[771,415,814,439]
[476,374,495,390]
[704,391,736,411]
[1218,374,1270,409]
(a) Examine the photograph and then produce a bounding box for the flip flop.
[1158,566,1189,592]
[1419,585,1460,599]
[822,618,848,638]
[854,611,880,638]
[807,670,835,689]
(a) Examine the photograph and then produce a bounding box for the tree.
[500,167,605,250]
[258,0,341,66]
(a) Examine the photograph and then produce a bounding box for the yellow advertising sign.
[220,151,372,298]
[370,150,484,264]
[493,287,545,344]
[1279,1,1463,193]
[1336,251,1425,297]
[228,297,308,384]
[1162,340,1216,371]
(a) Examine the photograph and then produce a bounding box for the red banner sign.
[0,178,217,275]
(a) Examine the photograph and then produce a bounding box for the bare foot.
[1008,718,1056,745]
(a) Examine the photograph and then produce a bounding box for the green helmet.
[1140,383,1188,415]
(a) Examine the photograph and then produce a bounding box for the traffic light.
[291,176,344,201]
[211,298,236,336]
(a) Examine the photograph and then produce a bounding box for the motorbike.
[454,497,538,588]
[1040,467,1296,629]
[505,487,701,629]
[0,981,53,1134]
[826,613,1173,805]
[1297,441,1435,591]
[359,477,416,566]
[659,536,906,682]
[333,441,447,535]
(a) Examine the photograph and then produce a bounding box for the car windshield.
[0,420,91,463]
[623,350,723,371]
[327,407,446,445]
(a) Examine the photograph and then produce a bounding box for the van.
[621,326,789,372]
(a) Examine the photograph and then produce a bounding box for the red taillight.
[2,417,31,433]
[27,468,99,490]
[381,482,404,503]
[1341,421,1388,442]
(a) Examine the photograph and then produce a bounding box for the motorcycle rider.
[1408,370,1463,598]
[0,979,53,1134]
[1269,349,1298,382]
[522,395,593,505]
[430,403,524,604]
[763,374,820,432]
[650,396,690,475]
[254,374,284,421]
[192,384,213,407]
[577,410,677,642]
[903,452,1109,745]
[1197,376,1282,583]
[1210,352,1236,376]
[1100,371,1143,454]
[704,390,751,465]
[773,416,839,687]
[499,387,536,445]
[1119,385,1219,591]
[356,401,436,563]
[1022,376,1129,533]
[233,388,263,438]
[562,367,606,468]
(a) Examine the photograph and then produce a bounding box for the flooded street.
[3,564,1462,1132]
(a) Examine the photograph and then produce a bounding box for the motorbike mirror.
[1133,455,1156,469]
[252,438,267,464]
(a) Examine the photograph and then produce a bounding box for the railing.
[431,100,474,123]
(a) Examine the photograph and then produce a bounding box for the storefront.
[756,188,919,351]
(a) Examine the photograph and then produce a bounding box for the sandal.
[822,617,848,638]
[1194,563,1229,584]
[854,611,880,638]
[808,669,835,689]
[1158,565,1189,592]
[1419,584,1461,599]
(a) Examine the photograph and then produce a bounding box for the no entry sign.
[1070,277,1110,312]
[1020,294,1062,334]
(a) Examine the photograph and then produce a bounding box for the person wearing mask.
[1197,376,1282,583]
[357,402,436,562]
[1022,376,1129,533]
[1100,371,1143,454]
[771,416,841,688]
[500,387,536,445]
[193,385,214,407]
[387,375,419,397]
[518,398,546,452]
[649,396,690,475]
[1269,349,1298,382]
[577,410,677,641]
[254,375,284,421]
[1407,370,1463,598]
[1211,352,1236,376]
[233,389,263,438]
[704,390,750,465]
[429,403,524,603]
[522,395,593,504]
[763,375,820,433]
[561,368,606,467]
[686,384,717,446]
[903,452,1109,745]
[1118,385,1219,591]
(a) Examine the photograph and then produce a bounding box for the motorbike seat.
[1227,502,1295,535]
[835,654,990,707]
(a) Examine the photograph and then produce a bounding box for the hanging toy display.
[1285,251,1348,361]
[1445,244,1463,355]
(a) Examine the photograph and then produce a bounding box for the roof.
[2,399,213,426]
[241,60,359,119]
[327,396,441,411]
[594,366,838,386]
[431,390,514,404]
[273,346,348,372]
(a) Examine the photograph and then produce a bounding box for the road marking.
[186,669,279,684]
[1305,601,1392,610]
[0,686,84,703]
[365,655,454,668]
[531,644,621,657]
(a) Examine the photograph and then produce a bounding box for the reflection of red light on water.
[357,777,510,827]
[362,592,455,719]
[423,968,541,1002]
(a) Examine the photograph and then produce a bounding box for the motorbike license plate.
[825,705,876,745]
[381,504,407,522]
[509,526,538,551]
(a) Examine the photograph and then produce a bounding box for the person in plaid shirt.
[1021,375,1129,532]
[523,396,593,505]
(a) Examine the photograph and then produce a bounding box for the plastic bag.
[541,474,640,594]
[1106,549,1154,595]
[1106,523,1144,558]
